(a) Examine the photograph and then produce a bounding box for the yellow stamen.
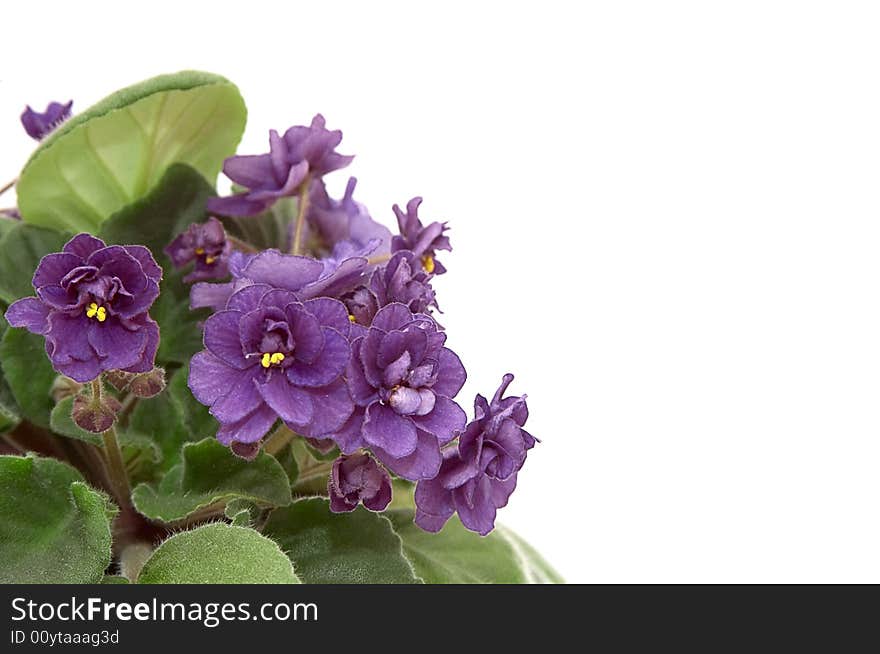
[261,352,285,368]
[195,247,205,255]
[421,254,435,274]
[86,303,107,322]
[204,255,216,264]
[348,314,357,323]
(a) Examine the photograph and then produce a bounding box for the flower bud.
[128,367,166,398]
[72,393,122,433]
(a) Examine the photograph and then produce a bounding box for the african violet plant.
[0,71,560,584]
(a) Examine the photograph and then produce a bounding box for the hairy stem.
[263,425,294,456]
[290,175,312,256]
[102,427,131,509]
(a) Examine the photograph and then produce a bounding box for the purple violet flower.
[341,250,438,327]
[391,197,451,275]
[308,177,391,261]
[190,248,369,314]
[188,285,355,458]
[20,100,73,140]
[332,303,467,481]
[207,114,354,217]
[414,374,536,535]
[328,452,392,513]
[164,217,232,283]
[4,234,161,383]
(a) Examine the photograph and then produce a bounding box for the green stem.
[102,426,131,509]
[263,425,294,456]
[226,234,259,254]
[0,178,16,197]
[290,175,312,255]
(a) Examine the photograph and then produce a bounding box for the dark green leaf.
[137,523,299,584]
[263,498,420,584]
[131,437,291,523]
[0,222,69,303]
[17,71,247,233]
[0,328,57,427]
[151,275,211,365]
[167,361,218,440]
[127,370,197,471]
[0,454,116,583]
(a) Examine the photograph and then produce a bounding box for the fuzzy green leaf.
[0,328,57,428]
[128,370,198,471]
[99,163,215,258]
[131,438,291,523]
[388,510,562,584]
[17,71,247,233]
[0,455,116,583]
[137,523,299,584]
[263,498,420,584]
[0,222,69,304]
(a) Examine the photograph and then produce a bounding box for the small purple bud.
[72,393,122,434]
[128,368,166,398]
[328,453,392,513]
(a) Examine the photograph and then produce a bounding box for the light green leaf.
[388,510,561,584]
[0,454,116,583]
[17,71,247,233]
[137,523,299,584]
[0,327,57,427]
[131,437,291,522]
[263,498,420,584]
[101,575,130,584]
[0,222,70,303]
[496,526,565,584]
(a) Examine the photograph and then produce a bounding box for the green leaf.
[0,327,57,428]
[99,164,216,258]
[388,510,561,584]
[128,370,197,471]
[225,498,259,527]
[220,194,296,251]
[151,274,211,366]
[496,526,565,584]
[137,523,299,584]
[0,222,70,303]
[263,498,420,584]
[17,71,247,233]
[167,361,218,440]
[131,437,291,522]
[49,396,103,445]
[0,454,116,583]
[101,575,130,584]
[0,318,16,434]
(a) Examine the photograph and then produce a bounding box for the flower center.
[421,254,435,274]
[260,352,285,368]
[194,247,217,265]
[85,302,107,323]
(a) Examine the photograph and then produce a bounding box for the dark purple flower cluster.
[4,234,160,382]
[21,100,73,140]
[180,114,535,533]
[415,375,536,535]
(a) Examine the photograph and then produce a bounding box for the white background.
[2,1,880,583]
